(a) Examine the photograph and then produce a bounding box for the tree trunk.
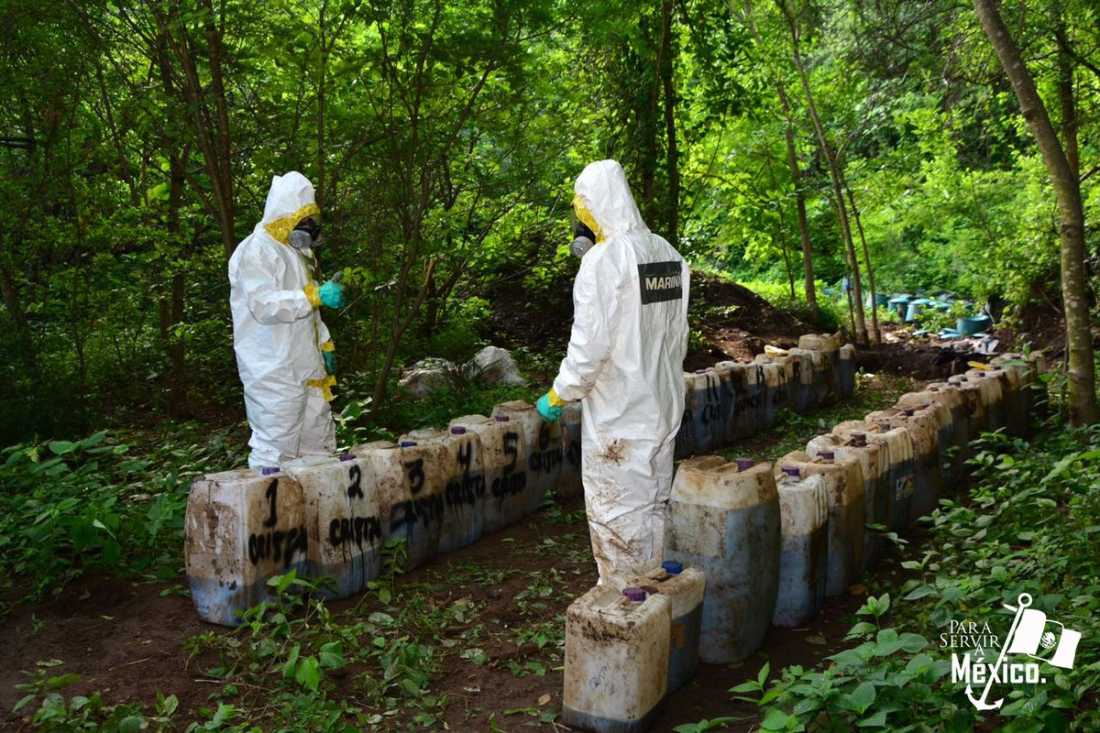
[974,0,1097,425]
[658,0,680,247]
[845,183,881,344]
[777,0,866,343]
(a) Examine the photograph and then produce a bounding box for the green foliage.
[0,425,245,605]
[716,412,1100,731]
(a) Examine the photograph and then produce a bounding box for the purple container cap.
[819,450,835,461]
[695,368,709,374]
[339,452,354,462]
[451,426,467,435]
[260,466,280,476]
[661,560,683,575]
[623,587,647,603]
[734,458,755,471]
[902,408,915,417]
[399,440,417,448]
[494,415,510,422]
[849,433,867,447]
[781,466,800,478]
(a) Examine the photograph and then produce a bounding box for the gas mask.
[570,218,596,259]
[290,217,322,251]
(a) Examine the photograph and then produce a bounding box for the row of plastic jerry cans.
[553,353,1043,733]
[661,354,1042,670]
[185,400,583,626]
[675,336,857,458]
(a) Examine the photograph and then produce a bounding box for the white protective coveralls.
[228,172,337,469]
[552,160,690,584]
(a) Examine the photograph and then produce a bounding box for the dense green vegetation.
[3,0,1099,442]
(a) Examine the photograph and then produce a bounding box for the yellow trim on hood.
[264,202,320,245]
[572,195,605,244]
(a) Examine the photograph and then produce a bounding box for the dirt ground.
[1,494,915,733]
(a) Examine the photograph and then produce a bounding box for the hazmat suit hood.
[573,160,648,243]
[259,171,320,245]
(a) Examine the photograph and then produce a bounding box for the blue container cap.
[450,426,467,435]
[623,587,647,602]
[494,415,510,422]
[399,440,417,447]
[339,452,354,462]
[661,560,683,575]
[260,466,280,476]
[734,458,755,471]
[781,465,800,478]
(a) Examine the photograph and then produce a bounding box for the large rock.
[466,346,525,386]
[398,358,457,397]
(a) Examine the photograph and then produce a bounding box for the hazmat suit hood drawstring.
[260,172,320,245]
[573,160,649,243]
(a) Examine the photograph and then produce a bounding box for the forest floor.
[1,373,926,732]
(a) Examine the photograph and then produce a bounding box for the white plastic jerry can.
[776,451,864,597]
[666,456,780,664]
[186,468,310,626]
[354,437,449,571]
[990,354,1036,435]
[433,425,488,553]
[674,373,697,460]
[838,343,857,398]
[754,353,794,417]
[917,384,972,479]
[964,368,1008,433]
[807,431,888,569]
[947,374,990,437]
[757,361,785,428]
[834,419,915,534]
[866,406,943,522]
[797,333,840,404]
[563,586,671,733]
[895,392,957,489]
[559,402,584,500]
[491,400,562,514]
[772,469,828,627]
[450,414,528,534]
[686,369,725,453]
[283,454,384,599]
[786,348,817,413]
[625,561,706,694]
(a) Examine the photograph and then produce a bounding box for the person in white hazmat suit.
[228,172,345,471]
[536,160,690,584]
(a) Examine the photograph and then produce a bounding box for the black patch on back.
[638,260,683,305]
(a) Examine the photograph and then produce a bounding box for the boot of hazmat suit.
[229,172,338,470]
[547,160,690,586]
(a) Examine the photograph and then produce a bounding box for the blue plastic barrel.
[957,315,993,336]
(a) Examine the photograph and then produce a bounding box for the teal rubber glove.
[536,392,562,422]
[322,351,336,374]
[319,280,345,309]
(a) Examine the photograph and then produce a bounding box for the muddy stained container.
[353,437,449,571]
[787,348,817,412]
[798,334,841,403]
[866,407,942,523]
[756,361,785,428]
[282,455,384,599]
[563,586,671,733]
[772,470,828,627]
[991,354,1038,435]
[428,424,489,553]
[625,563,706,693]
[449,415,527,536]
[491,401,563,515]
[753,353,795,417]
[947,375,991,437]
[714,362,747,442]
[666,456,780,664]
[964,368,1009,434]
[186,469,311,626]
[919,384,972,477]
[711,362,738,448]
[686,370,725,453]
[807,432,888,569]
[838,344,857,399]
[559,402,584,500]
[674,375,696,460]
[777,451,864,597]
[836,420,915,533]
[896,392,959,485]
